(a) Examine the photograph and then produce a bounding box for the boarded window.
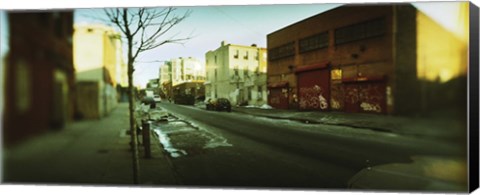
[299,31,328,53]
[335,17,386,45]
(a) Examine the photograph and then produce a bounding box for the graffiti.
[346,87,359,104]
[299,85,328,110]
[330,84,344,110]
[360,102,382,112]
[344,83,386,113]
[331,98,341,109]
[358,84,383,103]
[319,95,328,109]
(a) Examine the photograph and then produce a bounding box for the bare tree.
[104,7,190,184]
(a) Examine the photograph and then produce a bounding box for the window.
[244,51,249,60]
[234,50,239,59]
[335,17,386,45]
[214,55,217,64]
[234,66,239,76]
[331,69,342,80]
[269,42,295,61]
[299,31,328,53]
[244,69,249,78]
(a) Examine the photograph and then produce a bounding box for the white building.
[205,41,268,106]
[170,57,205,86]
[159,62,172,86]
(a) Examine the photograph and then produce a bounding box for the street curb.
[232,108,393,133]
[149,128,184,185]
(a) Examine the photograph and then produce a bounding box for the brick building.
[3,11,75,146]
[267,3,467,115]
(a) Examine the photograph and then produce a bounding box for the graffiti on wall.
[360,102,381,112]
[344,83,385,113]
[345,87,359,104]
[299,85,328,110]
[331,99,341,110]
[358,84,384,113]
[330,84,344,110]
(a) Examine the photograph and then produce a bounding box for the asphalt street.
[155,102,465,189]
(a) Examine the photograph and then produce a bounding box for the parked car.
[206,98,231,112]
[141,96,156,109]
[153,95,162,103]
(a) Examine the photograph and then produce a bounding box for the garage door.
[297,68,330,111]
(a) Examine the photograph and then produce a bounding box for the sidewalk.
[2,103,178,186]
[232,106,466,142]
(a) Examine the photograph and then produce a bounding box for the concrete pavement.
[2,103,179,186]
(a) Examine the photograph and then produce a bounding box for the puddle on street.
[151,117,232,158]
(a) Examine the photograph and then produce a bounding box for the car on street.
[153,95,162,103]
[206,98,231,112]
[141,96,156,109]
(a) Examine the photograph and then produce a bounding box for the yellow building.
[73,23,124,119]
[416,2,468,83]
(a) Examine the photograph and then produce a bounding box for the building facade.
[267,4,467,115]
[205,41,268,106]
[163,57,206,103]
[170,57,206,86]
[73,24,123,119]
[3,11,75,146]
[159,61,172,99]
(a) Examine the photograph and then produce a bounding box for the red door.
[344,82,386,114]
[344,83,360,113]
[358,82,386,114]
[297,69,330,111]
[268,87,289,109]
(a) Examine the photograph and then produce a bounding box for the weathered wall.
[3,11,74,146]
[267,4,397,113]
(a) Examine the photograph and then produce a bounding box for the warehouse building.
[267,3,467,115]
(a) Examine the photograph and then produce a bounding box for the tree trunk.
[128,61,140,184]
[126,30,140,184]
